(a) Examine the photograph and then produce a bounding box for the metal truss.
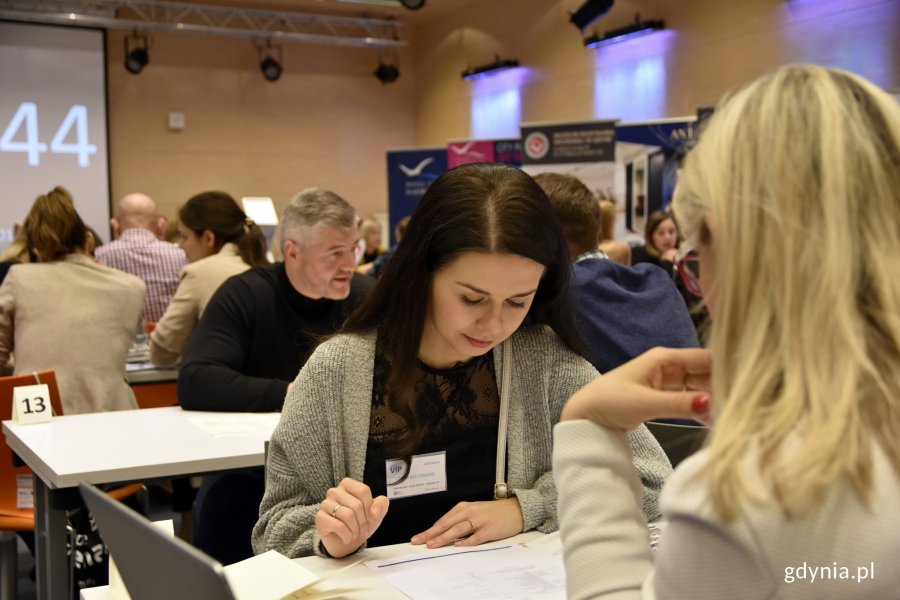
[0,0,406,48]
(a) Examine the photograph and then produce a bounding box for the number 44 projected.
[0,102,97,167]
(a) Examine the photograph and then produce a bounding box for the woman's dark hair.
[178,191,268,267]
[24,186,88,262]
[342,163,586,458]
[643,210,678,258]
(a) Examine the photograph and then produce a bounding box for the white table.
[81,531,551,600]
[3,406,278,600]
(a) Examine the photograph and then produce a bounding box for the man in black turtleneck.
[177,187,373,565]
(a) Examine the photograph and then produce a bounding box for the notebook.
[79,482,361,600]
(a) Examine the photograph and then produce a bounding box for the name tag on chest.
[385,451,448,500]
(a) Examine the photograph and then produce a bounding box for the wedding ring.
[331,503,343,519]
[465,519,475,533]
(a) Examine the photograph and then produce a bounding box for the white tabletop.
[81,531,551,600]
[2,406,279,489]
[295,531,549,599]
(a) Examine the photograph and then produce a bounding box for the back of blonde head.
[673,65,900,521]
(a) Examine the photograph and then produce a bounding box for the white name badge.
[385,451,448,500]
[12,383,52,424]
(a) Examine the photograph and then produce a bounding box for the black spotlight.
[374,61,400,84]
[124,32,149,75]
[570,0,614,31]
[399,0,426,10]
[258,42,283,82]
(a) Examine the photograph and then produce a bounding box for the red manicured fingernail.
[691,394,710,414]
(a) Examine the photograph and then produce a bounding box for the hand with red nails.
[561,347,713,431]
[314,477,389,558]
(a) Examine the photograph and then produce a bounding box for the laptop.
[79,482,238,600]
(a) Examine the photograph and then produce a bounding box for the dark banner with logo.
[386,148,447,245]
[520,120,616,165]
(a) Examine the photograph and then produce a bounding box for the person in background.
[150,191,268,367]
[554,65,900,599]
[253,163,670,560]
[358,218,383,265]
[630,210,679,268]
[95,192,186,324]
[84,226,103,258]
[0,187,146,414]
[0,223,33,285]
[358,215,410,278]
[177,187,373,565]
[534,172,698,375]
[597,199,631,266]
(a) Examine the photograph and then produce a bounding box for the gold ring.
[466,519,474,533]
[331,504,343,519]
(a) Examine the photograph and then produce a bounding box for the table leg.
[33,478,69,600]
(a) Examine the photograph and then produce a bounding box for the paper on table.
[225,551,366,600]
[185,412,281,437]
[365,542,566,600]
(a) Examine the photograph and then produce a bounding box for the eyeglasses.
[676,245,702,297]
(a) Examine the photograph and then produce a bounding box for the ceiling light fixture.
[569,0,614,31]
[399,0,427,10]
[461,56,520,81]
[258,41,283,82]
[584,14,664,48]
[374,60,400,84]
[124,31,149,74]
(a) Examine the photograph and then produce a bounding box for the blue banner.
[386,148,447,246]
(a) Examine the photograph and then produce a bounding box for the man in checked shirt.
[96,192,186,324]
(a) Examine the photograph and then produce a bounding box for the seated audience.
[96,192,186,324]
[554,65,900,599]
[598,199,631,266]
[150,191,268,367]
[177,187,373,565]
[252,163,671,560]
[359,216,410,278]
[0,187,146,414]
[533,172,698,374]
[358,218,384,265]
[631,210,679,268]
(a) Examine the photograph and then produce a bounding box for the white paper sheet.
[365,542,566,600]
[185,412,281,437]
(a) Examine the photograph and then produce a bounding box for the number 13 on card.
[12,384,53,424]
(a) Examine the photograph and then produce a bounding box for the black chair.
[645,421,709,468]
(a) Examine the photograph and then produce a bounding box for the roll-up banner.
[446,138,523,168]
[386,148,447,246]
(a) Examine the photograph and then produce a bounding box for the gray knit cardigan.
[252,325,672,558]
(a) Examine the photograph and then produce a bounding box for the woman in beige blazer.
[149,191,268,367]
[0,187,146,415]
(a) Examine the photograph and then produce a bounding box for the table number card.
[12,383,53,424]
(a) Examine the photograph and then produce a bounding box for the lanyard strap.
[494,340,512,500]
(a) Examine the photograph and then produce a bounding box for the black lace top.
[363,350,500,547]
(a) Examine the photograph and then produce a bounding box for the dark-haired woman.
[0,187,146,414]
[149,191,268,367]
[631,210,679,268]
[253,163,671,559]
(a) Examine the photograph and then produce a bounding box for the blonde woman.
[554,65,900,598]
[0,188,146,414]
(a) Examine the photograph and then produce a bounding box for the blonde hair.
[673,65,900,522]
[24,186,88,262]
[598,200,616,242]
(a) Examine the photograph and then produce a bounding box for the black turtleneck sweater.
[177,262,373,412]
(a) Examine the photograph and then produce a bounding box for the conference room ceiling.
[0,0,475,48]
